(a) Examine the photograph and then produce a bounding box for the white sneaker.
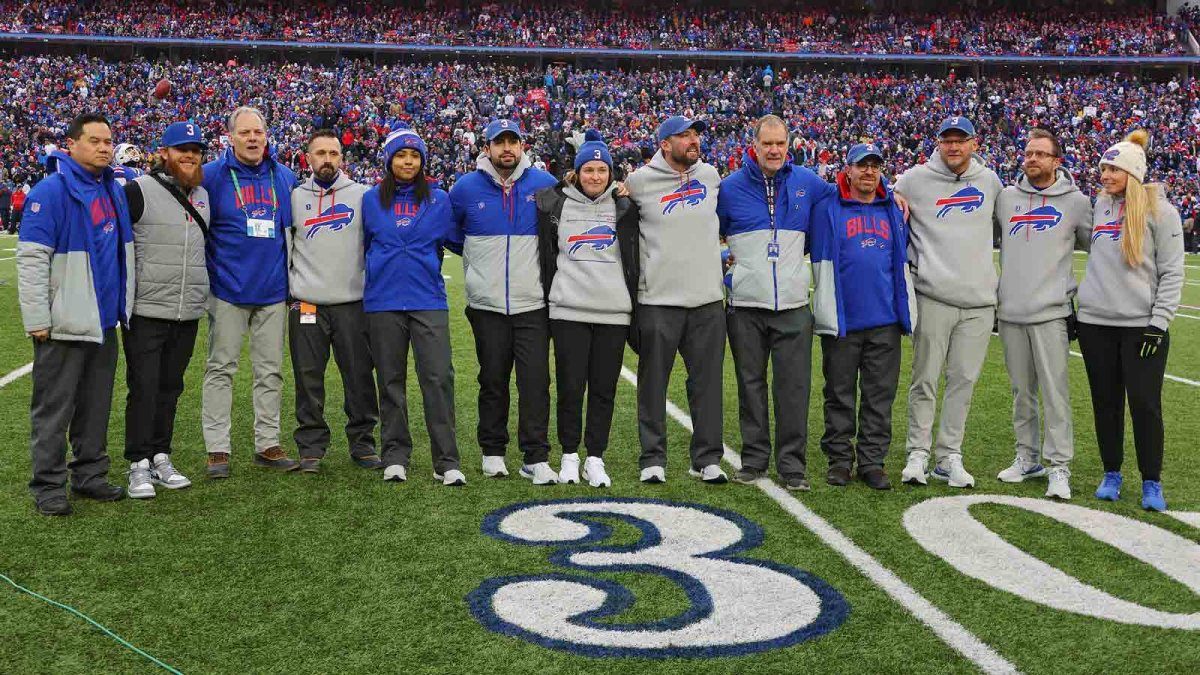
[997,456,1047,483]
[931,455,975,488]
[383,465,407,482]
[482,455,509,478]
[435,469,467,486]
[128,459,156,499]
[519,462,559,485]
[688,464,729,484]
[901,451,929,486]
[1045,466,1072,500]
[558,453,580,484]
[151,453,191,489]
[583,456,611,488]
[640,466,666,483]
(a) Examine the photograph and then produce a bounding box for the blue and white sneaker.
[931,455,975,488]
[1141,480,1166,512]
[1095,471,1122,501]
[996,457,1046,483]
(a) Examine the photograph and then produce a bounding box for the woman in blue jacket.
[362,125,465,486]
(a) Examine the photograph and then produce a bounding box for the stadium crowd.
[0,54,1196,234]
[0,0,1191,56]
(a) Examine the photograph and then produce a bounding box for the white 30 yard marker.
[618,366,1021,675]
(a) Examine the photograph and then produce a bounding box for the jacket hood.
[297,170,357,194]
[1014,167,1079,197]
[836,171,892,204]
[646,149,707,179]
[476,153,531,188]
[46,150,113,200]
[926,150,990,182]
[563,182,617,205]
[741,148,793,182]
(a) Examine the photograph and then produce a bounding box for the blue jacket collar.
[47,150,114,200]
[741,148,793,182]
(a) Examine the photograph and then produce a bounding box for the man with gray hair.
[200,106,299,477]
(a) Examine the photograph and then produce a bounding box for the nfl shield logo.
[30,202,40,214]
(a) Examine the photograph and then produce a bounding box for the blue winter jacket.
[362,182,455,313]
[448,155,558,315]
[17,151,135,343]
[717,150,833,311]
[810,172,914,337]
[201,148,296,306]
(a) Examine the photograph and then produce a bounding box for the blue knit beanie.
[383,122,427,168]
[574,129,613,173]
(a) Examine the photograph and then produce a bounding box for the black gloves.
[1139,325,1166,359]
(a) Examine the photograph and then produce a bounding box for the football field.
[1,234,1197,674]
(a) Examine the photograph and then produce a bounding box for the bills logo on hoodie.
[1008,205,1063,236]
[1091,220,1122,243]
[660,179,708,215]
[567,224,617,261]
[90,195,117,234]
[935,186,985,218]
[303,203,355,239]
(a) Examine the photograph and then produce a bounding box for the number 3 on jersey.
[467,498,849,658]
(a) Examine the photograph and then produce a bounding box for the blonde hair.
[1117,129,1161,267]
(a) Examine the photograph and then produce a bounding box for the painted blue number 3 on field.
[467,498,849,658]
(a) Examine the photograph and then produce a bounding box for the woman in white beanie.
[1076,129,1183,511]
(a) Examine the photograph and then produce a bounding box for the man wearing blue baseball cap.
[895,115,1003,489]
[447,118,559,484]
[625,114,727,485]
[120,120,211,499]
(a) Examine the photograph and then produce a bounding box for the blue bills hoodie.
[717,149,834,311]
[201,147,295,306]
[448,154,558,315]
[17,151,135,343]
[810,171,914,337]
[362,181,455,313]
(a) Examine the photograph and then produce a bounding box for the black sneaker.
[70,482,126,502]
[299,457,321,474]
[352,454,385,470]
[36,496,72,516]
[860,468,892,491]
[732,468,765,484]
[254,446,300,472]
[785,476,812,492]
[826,466,852,487]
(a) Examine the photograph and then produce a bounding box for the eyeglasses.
[937,138,973,147]
[1023,150,1059,160]
[853,162,883,171]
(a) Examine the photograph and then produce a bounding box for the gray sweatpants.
[998,318,1073,467]
[727,305,813,480]
[28,331,118,503]
[905,294,993,461]
[201,297,286,454]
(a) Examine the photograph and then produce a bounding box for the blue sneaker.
[1095,471,1122,501]
[1141,480,1167,512]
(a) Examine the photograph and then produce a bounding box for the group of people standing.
[16,106,1181,518]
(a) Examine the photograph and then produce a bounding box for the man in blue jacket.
[810,143,914,490]
[718,114,834,491]
[200,106,299,477]
[17,113,136,515]
[448,119,559,484]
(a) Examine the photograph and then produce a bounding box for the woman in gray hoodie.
[536,131,640,488]
[1077,130,1183,512]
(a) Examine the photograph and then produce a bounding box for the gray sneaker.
[151,453,191,489]
[128,459,156,499]
[733,468,765,484]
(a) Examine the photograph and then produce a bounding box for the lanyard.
[229,168,277,216]
[764,176,777,235]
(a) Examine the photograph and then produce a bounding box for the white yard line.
[0,256,15,262]
[0,362,33,388]
[618,365,1020,675]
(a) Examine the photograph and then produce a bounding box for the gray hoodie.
[288,172,368,305]
[625,150,723,307]
[548,184,632,325]
[895,151,1003,309]
[995,169,1093,324]
[1078,189,1183,331]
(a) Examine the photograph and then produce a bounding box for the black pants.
[123,316,199,462]
[29,330,118,503]
[1077,322,1168,481]
[820,324,902,474]
[551,320,628,458]
[636,301,725,470]
[289,301,379,459]
[727,305,814,479]
[466,306,551,463]
[368,310,459,473]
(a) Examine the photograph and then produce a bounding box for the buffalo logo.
[303,203,355,239]
[862,237,876,248]
[935,186,985,218]
[1008,205,1063,236]
[1102,149,1120,162]
[397,217,412,228]
[1092,220,1122,243]
[103,222,114,234]
[661,180,708,215]
[250,207,268,218]
[192,200,206,210]
[567,225,617,260]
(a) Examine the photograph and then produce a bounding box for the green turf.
[1,239,1197,674]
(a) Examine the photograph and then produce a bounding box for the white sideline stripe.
[0,362,33,388]
[1175,313,1200,321]
[617,365,1020,675]
[1068,351,1200,387]
[0,256,14,262]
